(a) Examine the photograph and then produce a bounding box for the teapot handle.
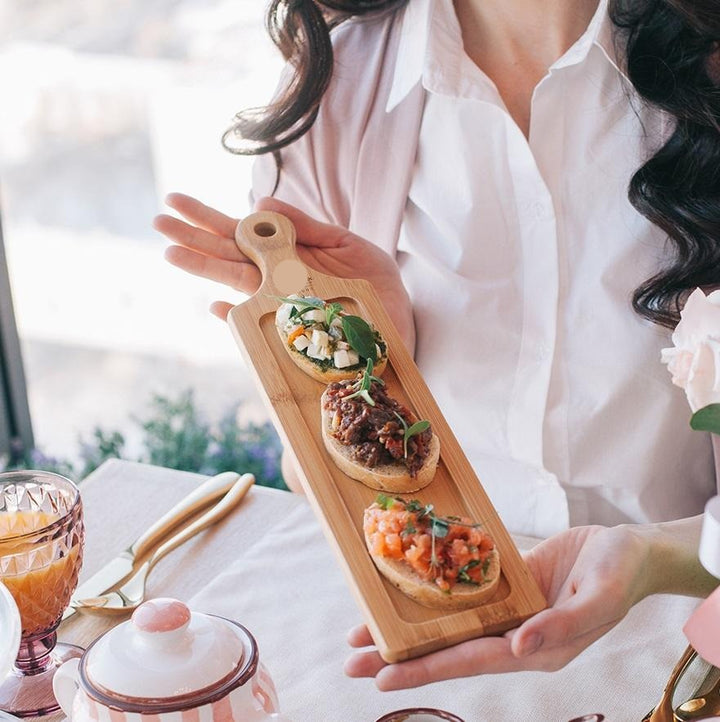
[53,657,81,717]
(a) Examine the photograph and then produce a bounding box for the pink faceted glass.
[0,471,84,717]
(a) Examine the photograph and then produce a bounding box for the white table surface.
[54,459,707,722]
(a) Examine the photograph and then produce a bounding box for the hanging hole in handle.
[254,222,277,238]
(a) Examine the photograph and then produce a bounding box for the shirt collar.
[386,0,627,113]
[386,0,432,112]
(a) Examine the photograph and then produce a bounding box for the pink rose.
[661,288,720,412]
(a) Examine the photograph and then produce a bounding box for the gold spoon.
[71,473,254,615]
[643,645,698,722]
[674,665,720,720]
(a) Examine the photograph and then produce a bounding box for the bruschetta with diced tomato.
[363,496,500,610]
[275,294,387,383]
[321,361,440,492]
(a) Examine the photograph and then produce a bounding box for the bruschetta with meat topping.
[320,361,440,492]
[363,495,501,610]
[275,294,387,383]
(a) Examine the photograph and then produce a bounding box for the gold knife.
[63,471,242,621]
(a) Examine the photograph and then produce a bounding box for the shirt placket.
[505,127,558,471]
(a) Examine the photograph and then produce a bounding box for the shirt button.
[536,343,550,362]
[531,200,551,220]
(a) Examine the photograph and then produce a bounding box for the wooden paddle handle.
[235,211,310,297]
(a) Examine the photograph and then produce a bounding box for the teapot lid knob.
[132,598,191,634]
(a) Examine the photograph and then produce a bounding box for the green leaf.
[405,499,424,514]
[458,559,481,585]
[376,493,395,510]
[342,315,377,361]
[345,358,384,406]
[274,295,324,310]
[431,517,450,539]
[394,412,430,458]
[406,420,430,438]
[690,404,720,435]
[358,389,376,406]
[325,301,344,327]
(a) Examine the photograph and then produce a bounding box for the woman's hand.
[154,193,416,352]
[345,520,714,690]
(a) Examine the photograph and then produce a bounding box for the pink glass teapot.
[53,598,291,722]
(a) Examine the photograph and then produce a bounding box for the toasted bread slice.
[363,500,501,610]
[320,389,439,492]
[369,546,501,611]
[275,297,388,383]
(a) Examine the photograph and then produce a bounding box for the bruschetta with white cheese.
[275,295,388,383]
[363,495,501,610]
[320,361,439,492]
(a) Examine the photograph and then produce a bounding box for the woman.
[154,0,720,689]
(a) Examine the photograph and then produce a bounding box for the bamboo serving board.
[227,211,546,663]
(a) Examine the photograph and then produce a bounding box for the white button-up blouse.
[252,0,715,537]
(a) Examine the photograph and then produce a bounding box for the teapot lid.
[82,598,258,710]
[0,582,20,682]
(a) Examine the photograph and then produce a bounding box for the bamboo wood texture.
[227,211,547,663]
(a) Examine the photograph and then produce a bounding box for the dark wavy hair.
[223,0,720,328]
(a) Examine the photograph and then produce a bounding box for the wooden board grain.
[227,211,546,663]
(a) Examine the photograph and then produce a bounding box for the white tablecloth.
[51,461,710,722]
[189,500,702,722]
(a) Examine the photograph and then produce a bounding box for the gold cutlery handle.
[131,471,241,559]
[644,644,697,722]
[144,474,255,571]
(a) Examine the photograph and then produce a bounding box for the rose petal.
[687,342,720,412]
[673,288,720,350]
[665,349,694,388]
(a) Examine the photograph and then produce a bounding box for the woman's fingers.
[209,301,234,321]
[347,625,374,648]
[347,620,619,692]
[343,649,388,680]
[365,636,517,691]
[254,196,353,249]
[510,584,620,658]
[163,244,262,294]
[165,192,238,238]
[154,213,243,262]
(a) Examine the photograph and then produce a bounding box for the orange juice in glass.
[0,471,84,718]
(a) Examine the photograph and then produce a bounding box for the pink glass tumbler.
[0,471,84,717]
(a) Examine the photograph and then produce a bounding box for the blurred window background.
[0,0,285,484]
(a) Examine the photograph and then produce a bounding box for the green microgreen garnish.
[457,560,482,585]
[373,495,489,577]
[392,411,431,459]
[345,358,384,406]
[325,301,344,327]
[376,493,395,510]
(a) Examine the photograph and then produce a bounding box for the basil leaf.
[342,315,377,361]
